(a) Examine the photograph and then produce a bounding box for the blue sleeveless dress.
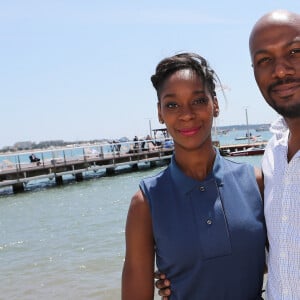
[140,150,266,300]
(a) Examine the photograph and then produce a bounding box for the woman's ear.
[213,97,219,117]
[157,102,164,123]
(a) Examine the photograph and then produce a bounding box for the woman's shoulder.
[221,156,255,171]
[220,157,262,193]
[220,157,259,184]
[141,166,170,187]
[128,189,151,219]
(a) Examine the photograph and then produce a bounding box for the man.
[249,9,300,300]
[156,9,300,299]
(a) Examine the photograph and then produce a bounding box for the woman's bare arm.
[122,189,155,300]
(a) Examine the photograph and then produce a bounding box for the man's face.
[250,21,300,119]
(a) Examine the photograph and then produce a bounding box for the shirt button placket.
[198,185,212,226]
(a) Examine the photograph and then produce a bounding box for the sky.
[1,1,300,148]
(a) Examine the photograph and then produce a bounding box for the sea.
[0,129,272,300]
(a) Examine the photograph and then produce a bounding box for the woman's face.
[157,69,218,151]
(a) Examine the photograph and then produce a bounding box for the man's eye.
[256,57,272,66]
[290,48,300,56]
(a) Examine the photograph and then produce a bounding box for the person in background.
[122,52,266,299]
[133,135,139,153]
[29,153,41,165]
[156,9,300,300]
[110,140,121,155]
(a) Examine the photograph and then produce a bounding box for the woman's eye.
[192,98,208,105]
[165,102,179,109]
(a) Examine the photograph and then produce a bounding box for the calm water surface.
[0,153,264,299]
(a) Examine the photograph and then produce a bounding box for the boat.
[255,126,270,132]
[235,135,251,141]
[229,146,265,157]
[235,134,261,141]
[235,109,262,141]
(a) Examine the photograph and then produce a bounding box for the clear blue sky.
[1,1,300,148]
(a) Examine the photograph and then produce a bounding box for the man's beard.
[266,77,300,118]
[267,99,300,118]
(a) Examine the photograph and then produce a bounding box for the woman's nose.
[178,105,195,120]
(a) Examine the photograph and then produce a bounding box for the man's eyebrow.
[253,39,300,58]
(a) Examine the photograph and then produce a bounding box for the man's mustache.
[268,77,300,93]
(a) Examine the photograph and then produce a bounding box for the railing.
[0,138,174,174]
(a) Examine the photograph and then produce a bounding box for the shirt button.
[199,186,205,191]
[282,215,288,221]
[206,219,212,225]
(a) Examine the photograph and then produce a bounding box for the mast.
[245,107,250,144]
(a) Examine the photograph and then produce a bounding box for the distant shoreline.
[0,123,270,154]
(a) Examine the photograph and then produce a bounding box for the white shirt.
[262,117,300,300]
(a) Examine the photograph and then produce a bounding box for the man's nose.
[272,58,295,79]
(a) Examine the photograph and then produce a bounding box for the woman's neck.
[174,146,216,181]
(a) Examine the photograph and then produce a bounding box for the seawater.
[0,166,168,300]
[0,131,270,300]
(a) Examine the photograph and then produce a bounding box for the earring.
[159,120,164,124]
[214,110,219,117]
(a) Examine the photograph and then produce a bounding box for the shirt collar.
[168,148,224,195]
[269,116,300,160]
[270,116,289,146]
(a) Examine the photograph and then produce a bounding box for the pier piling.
[12,182,24,193]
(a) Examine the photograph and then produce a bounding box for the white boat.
[235,109,261,141]
[229,146,265,157]
[235,134,261,141]
[255,126,270,132]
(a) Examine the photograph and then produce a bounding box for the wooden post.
[106,167,115,175]
[75,173,83,182]
[12,182,24,193]
[131,163,139,171]
[55,175,63,185]
[150,161,156,168]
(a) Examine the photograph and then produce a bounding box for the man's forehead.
[250,23,300,54]
[249,10,300,51]
[256,10,300,28]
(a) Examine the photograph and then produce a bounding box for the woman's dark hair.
[151,52,219,101]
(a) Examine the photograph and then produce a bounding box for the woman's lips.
[178,127,200,136]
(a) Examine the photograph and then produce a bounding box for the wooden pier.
[0,140,267,193]
[0,145,173,193]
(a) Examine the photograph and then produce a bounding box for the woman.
[122,53,266,299]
